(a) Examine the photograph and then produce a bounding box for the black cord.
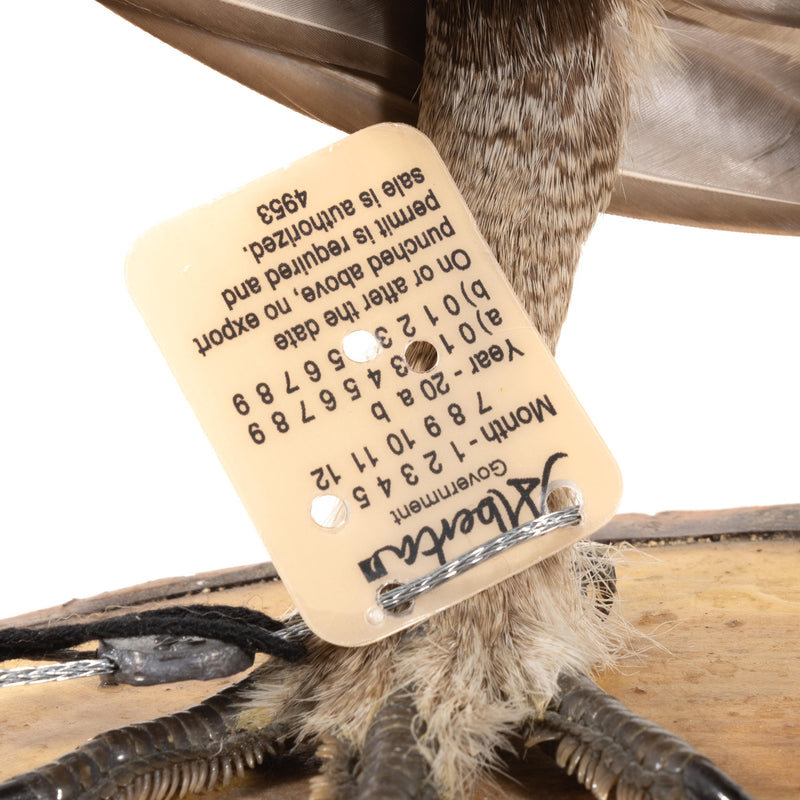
[0,604,306,664]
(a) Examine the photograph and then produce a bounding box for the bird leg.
[345,688,439,800]
[231,545,636,797]
[526,672,755,800]
[417,0,665,350]
[0,671,312,800]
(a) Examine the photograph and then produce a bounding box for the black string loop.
[0,604,306,665]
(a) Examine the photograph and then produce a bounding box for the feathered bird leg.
[243,4,668,791]
[418,0,661,350]
[296,4,665,792]
[410,4,754,799]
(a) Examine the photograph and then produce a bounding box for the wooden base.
[2,537,798,798]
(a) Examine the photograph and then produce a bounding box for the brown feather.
[94,0,800,234]
[614,1,800,232]
[681,0,800,27]
[95,0,421,130]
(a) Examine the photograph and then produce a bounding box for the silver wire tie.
[276,503,583,640]
[275,618,313,642]
[377,504,583,612]
[0,658,116,687]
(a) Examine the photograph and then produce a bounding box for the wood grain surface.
[1,537,798,799]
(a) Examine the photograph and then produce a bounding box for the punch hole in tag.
[377,582,415,617]
[127,123,622,646]
[342,330,381,363]
[404,340,439,373]
[365,581,416,627]
[543,480,585,515]
[310,494,350,529]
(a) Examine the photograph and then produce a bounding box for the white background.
[1,3,797,620]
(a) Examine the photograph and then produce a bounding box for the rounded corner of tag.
[298,602,420,649]
[363,122,436,150]
[124,220,175,295]
[123,233,150,294]
[587,458,624,533]
[299,616,371,649]
[605,454,624,507]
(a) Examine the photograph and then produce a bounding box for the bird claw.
[681,756,756,800]
[525,673,755,800]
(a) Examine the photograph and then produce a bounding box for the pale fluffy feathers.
[240,546,636,796]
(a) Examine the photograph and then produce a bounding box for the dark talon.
[682,756,755,800]
[0,778,41,800]
[526,673,755,800]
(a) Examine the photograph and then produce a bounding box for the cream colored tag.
[127,124,621,646]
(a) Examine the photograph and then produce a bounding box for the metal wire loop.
[277,502,583,640]
[377,505,583,613]
[0,658,116,687]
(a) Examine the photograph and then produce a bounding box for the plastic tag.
[127,124,621,646]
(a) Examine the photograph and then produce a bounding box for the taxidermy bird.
[2,1,797,799]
